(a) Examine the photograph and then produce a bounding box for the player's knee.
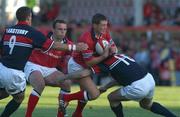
[36,81,45,93]
[32,84,45,95]
[107,93,113,102]
[13,93,25,103]
[0,91,9,100]
[60,80,71,91]
[139,102,151,110]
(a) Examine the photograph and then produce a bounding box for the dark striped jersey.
[93,54,148,86]
[0,22,53,70]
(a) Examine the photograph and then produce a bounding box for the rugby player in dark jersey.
[98,54,177,117]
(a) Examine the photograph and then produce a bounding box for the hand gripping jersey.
[29,34,72,69]
[73,28,116,73]
[0,22,53,70]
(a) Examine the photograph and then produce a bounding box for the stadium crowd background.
[0,0,180,86]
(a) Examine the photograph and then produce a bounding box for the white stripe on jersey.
[109,59,121,70]
[4,41,32,48]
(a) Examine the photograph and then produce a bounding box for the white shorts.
[120,73,155,101]
[68,57,84,73]
[24,61,58,81]
[0,63,26,95]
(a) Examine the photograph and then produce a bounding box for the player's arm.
[84,46,110,67]
[106,32,118,55]
[33,30,88,52]
[51,41,88,52]
[99,79,118,94]
[60,69,91,81]
[109,38,118,55]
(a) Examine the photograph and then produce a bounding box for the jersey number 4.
[114,54,135,65]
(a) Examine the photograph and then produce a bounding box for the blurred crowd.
[34,0,180,26]
[143,0,180,26]
[112,30,180,86]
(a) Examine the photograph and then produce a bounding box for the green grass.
[0,86,180,117]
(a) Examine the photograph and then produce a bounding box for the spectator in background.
[149,39,161,84]
[173,7,180,25]
[40,0,61,23]
[159,39,173,86]
[172,38,180,85]
[143,0,154,25]
[134,34,150,69]
[143,0,163,26]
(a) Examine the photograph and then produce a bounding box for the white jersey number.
[9,35,16,55]
[114,54,135,66]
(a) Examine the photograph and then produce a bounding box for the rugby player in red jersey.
[24,19,91,117]
[0,6,87,117]
[59,13,117,117]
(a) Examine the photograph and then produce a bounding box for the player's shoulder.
[103,30,111,39]
[78,30,92,41]
[66,38,73,44]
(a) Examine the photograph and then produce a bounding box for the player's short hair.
[52,19,67,29]
[16,6,32,21]
[92,13,107,24]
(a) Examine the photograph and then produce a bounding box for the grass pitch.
[0,86,180,117]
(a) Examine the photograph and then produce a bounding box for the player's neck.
[95,33,102,39]
[52,35,63,42]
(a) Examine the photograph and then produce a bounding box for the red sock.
[73,100,87,115]
[57,90,70,117]
[25,94,39,117]
[57,111,64,117]
[63,91,87,102]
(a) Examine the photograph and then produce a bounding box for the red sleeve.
[78,32,96,62]
[106,31,116,48]
[42,38,54,52]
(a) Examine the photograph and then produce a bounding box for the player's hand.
[99,86,107,94]
[76,42,88,52]
[110,46,117,55]
[102,45,110,59]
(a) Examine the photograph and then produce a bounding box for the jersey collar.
[17,21,29,25]
[91,28,102,41]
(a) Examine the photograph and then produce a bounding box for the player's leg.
[139,98,177,117]
[66,58,94,116]
[58,75,100,116]
[107,88,130,117]
[44,70,71,117]
[72,80,89,117]
[0,65,26,117]
[1,92,25,117]
[72,100,87,117]
[61,76,100,102]
[0,89,9,100]
[72,81,88,117]
[136,73,177,116]
[25,71,45,117]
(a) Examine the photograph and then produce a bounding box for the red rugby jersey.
[29,36,72,68]
[73,28,116,73]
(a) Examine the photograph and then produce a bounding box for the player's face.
[53,23,67,40]
[94,20,108,34]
